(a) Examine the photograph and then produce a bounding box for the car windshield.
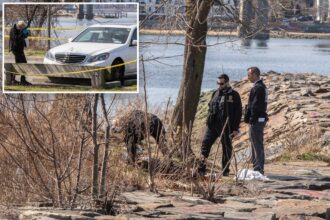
[73,27,131,44]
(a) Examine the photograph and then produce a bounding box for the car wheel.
[110,59,125,86]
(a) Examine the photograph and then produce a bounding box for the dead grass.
[0,94,256,209]
[273,125,328,164]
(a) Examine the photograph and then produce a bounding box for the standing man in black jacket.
[244,67,268,174]
[9,20,30,85]
[198,74,242,176]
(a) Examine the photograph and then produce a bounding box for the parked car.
[297,16,313,22]
[44,24,137,85]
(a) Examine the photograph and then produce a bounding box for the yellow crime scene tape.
[4,26,84,40]
[5,35,67,41]
[5,59,138,77]
[5,27,84,31]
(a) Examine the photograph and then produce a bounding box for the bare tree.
[99,94,116,198]
[0,94,95,207]
[91,94,100,200]
[141,56,156,192]
[170,0,214,158]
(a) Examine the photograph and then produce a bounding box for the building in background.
[7,0,329,23]
[316,0,330,22]
[271,0,329,22]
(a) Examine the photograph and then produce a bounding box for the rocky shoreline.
[2,161,329,219]
[195,71,330,162]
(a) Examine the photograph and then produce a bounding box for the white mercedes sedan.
[44,24,137,84]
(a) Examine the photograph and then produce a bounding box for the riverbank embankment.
[141,29,330,39]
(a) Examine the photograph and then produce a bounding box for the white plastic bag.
[236,169,269,181]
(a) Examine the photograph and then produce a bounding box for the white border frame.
[2,2,139,94]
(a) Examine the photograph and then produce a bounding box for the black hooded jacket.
[9,24,27,53]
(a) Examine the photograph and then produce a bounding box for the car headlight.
[46,51,55,60]
[87,53,110,63]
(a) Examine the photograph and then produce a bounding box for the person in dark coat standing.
[244,67,268,175]
[9,20,30,85]
[111,110,168,164]
[198,74,242,176]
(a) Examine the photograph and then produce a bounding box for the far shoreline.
[141,29,330,40]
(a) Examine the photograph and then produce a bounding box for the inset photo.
[2,2,138,93]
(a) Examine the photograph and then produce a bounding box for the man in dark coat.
[244,67,268,174]
[112,110,168,164]
[198,74,242,176]
[9,20,30,85]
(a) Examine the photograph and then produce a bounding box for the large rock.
[224,211,276,220]
[121,191,171,205]
[272,199,329,218]
[308,181,330,191]
[19,210,94,220]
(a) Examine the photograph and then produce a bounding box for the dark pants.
[201,127,233,174]
[13,50,27,83]
[249,122,266,173]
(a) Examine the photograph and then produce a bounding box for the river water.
[2,14,330,106]
[141,35,330,105]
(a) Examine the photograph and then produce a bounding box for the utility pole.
[47,5,51,51]
[238,0,270,41]
[238,0,253,42]
[255,0,270,40]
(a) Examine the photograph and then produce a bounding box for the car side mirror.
[131,40,137,46]
[68,37,73,43]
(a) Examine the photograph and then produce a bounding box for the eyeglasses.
[217,82,225,86]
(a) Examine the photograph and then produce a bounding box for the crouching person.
[111,110,168,164]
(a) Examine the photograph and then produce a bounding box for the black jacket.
[207,87,242,133]
[244,80,268,124]
[124,110,165,145]
[9,24,27,53]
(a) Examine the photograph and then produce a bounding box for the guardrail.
[4,60,137,89]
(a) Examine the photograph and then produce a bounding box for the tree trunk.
[171,0,213,158]
[142,56,156,192]
[100,94,115,198]
[91,94,99,200]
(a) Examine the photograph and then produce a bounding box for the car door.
[125,28,137,74]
